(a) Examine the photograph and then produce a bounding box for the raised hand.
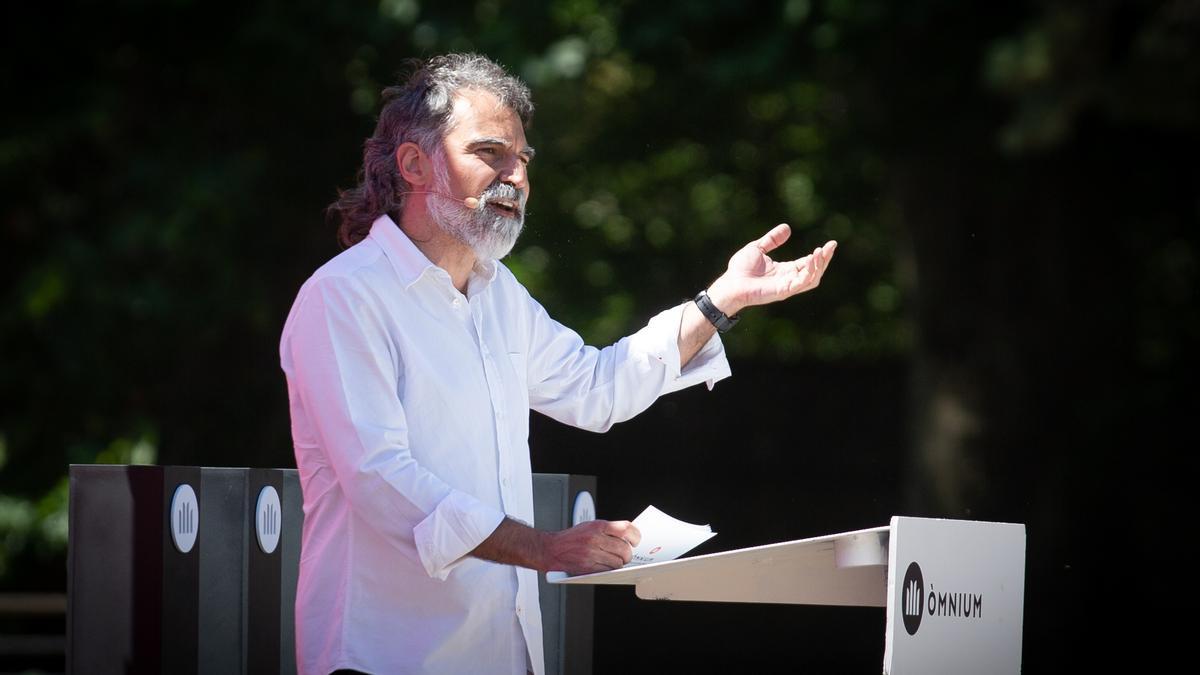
[706,224,837,316]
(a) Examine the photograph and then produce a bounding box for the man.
[280,53,836,675]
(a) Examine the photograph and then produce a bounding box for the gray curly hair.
[328,53,534,248]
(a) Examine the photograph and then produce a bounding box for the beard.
[428,168,527,262]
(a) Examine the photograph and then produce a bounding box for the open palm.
[711,224,837,313]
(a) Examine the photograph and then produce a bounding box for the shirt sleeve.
[281,275,505,580]
[522,296,732,432]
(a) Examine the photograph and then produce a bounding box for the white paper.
[627,505,716,566]
[544,505,717,582]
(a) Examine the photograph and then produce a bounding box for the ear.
[395,142,433,187]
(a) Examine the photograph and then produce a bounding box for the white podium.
[551,516,1025,674]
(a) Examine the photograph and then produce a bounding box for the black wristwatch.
[694,290,740,333]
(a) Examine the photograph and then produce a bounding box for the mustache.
[478,182,526,214]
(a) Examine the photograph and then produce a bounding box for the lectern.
[552,516,1026,675]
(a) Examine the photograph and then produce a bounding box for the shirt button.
[452,298,462,308]
[501,477,509,487]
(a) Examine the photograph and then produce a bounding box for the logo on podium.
[169,483,199,554]
[902,561,924,635]
[901,558,986,638]
[255,485,282,554]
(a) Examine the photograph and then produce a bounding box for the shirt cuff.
[641,304,733,391]
[412,489,507,580]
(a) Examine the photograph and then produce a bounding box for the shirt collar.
[368,214,499,292]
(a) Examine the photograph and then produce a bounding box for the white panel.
[883,517,1026,675]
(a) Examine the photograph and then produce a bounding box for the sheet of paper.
[545,505,717,582]
[627,505,716,566]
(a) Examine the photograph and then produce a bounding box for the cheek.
[467,169,488,188]
[445,155,490,187]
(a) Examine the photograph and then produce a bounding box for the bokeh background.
[3,0,1197,672]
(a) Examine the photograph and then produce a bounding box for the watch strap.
[694,290,739,333]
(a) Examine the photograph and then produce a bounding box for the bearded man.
[279,53,836,675]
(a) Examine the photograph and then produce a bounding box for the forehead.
[445,89,527,147]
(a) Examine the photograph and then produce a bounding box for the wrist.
[536,529,555,572]
[694,286,741,334]
[704,277,743,318]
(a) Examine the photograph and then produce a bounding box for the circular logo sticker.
[901,561,924,635]
[571,491,595,526]
[169,484,199,554]
[255,486,282,554]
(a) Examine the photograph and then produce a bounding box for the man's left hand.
[705,224,837,316]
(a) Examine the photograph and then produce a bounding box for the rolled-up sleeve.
[412,491,505,579]
[628,302,732,391]
[281,275,505,580]
[524,296,732,432]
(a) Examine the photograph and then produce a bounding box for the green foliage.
[0,433,156,583]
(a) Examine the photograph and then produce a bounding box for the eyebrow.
[468,136,536,160]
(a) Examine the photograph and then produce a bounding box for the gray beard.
[429,178,525,262]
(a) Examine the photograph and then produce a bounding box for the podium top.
[550,524,892,607]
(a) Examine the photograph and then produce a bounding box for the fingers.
[600,520,640,565]
[553,519,640,574]
[806,241,835,270]
[604,520,642,548]
[722,234,837,307]
[800,240,838,279]
[788,252,816,282]
[590,546,628,572]
[753,223,792,254]
[817,240,837,273]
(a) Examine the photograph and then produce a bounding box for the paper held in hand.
[627,505,716,566]
[545,505,716,581]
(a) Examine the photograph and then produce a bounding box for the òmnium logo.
[901,560,986,637]
[902,561,924,635]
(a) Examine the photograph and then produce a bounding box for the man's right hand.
[542,519,642,575]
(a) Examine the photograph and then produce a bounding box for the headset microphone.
[399,191,482,208]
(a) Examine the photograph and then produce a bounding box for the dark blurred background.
[2,0,1197,672]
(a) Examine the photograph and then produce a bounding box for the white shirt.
[280,215,730,675]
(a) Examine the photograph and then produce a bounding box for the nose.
[500,156,528,193]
